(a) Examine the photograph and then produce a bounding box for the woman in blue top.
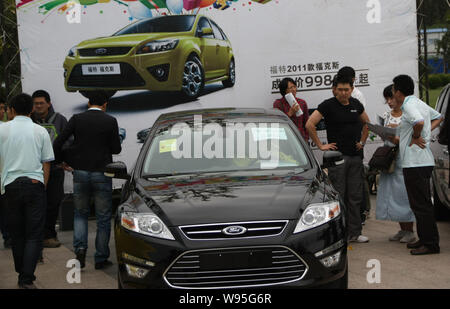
[375,85,416,243]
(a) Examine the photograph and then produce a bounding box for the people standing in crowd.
[375,85,416,243]
[390,75,442,255]
[0,101,7,122]
[31,90,68,248]
[0,98,12,248]
[338,66,367,107]
[53,91,122,269]
[306,73,370,243]
[0,93,54,289]
[338,66,370,224]
[273,77,310,140]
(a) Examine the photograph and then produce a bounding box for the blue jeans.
[73,170,112,263]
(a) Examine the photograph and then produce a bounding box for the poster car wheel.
[181,56,204,100]
[222,58,236,88]
[62,15,235,101]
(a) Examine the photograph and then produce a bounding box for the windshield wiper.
[142,173,176,179]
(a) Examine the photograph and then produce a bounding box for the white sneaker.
[389,230,407,241]
[349,235,369,243]
[399,231,416,243]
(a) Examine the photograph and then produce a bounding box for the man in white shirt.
[391,75,442,255]
[0,93,54,288]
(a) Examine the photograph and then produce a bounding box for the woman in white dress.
[375,85,416,243]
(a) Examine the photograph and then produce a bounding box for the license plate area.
[82,63,121,75]
[199,249,272,271]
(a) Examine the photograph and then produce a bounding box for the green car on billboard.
[63,14,235,100]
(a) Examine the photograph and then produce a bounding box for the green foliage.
[429,74,450,89]
[423,0,450,27]
[0,0,22,100]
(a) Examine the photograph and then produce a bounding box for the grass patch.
[423,87,444,108]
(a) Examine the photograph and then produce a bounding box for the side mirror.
[104,161,130,180]
[322,151,344,169]
[137,127,151,143]
[200,27,213,36]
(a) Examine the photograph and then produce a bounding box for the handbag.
[368,145,398,173]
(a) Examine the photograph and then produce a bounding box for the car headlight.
[294,201,341,234]
[137,39,179,54]
[121,212,175,240]
[68,46,77,57]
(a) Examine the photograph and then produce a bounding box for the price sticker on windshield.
[159,139,177,153]
[251,127,287,142]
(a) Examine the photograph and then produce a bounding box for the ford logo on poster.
[222,226,247,236]
[95,48,107,55]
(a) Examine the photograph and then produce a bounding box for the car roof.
[153,108,290,127]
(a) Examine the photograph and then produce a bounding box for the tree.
[0,0,22,101]
[437,31,450,73]
[422,0,449,27]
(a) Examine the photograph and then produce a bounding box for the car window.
[113,15,196,35]
[209,20,224,40]
[196,17,214,39]
[142,121,311,176]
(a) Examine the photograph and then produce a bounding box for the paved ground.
[1,195,449,289]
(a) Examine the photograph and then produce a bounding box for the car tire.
[433,185,450,221]
[80,90,117,100]
[181,56,204,100]
[118,273,123,289]
[222,58,236,88]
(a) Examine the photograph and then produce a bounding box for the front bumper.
[115,215,347,289]
[63,48,186,92]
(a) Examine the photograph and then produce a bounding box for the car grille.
[164,246,308,289]
[78,47,132,57]
[67,63,145,88]
[179,221,288,240]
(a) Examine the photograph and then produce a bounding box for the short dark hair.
[338,66,356,79]
[278,77,296,96]
[11,93,33,115]
[393,75,414,96]
[334,73,354,87]
[87,91,108,106]
[32,89,51,103]
[332,75,338,87]
[383,84,393,99]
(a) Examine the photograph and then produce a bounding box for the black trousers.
[44,168,65,239]
[0,194,10,241]
[4,177,46,285]
[403,166,440,249]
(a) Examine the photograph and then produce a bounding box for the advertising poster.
[14,0,418,190]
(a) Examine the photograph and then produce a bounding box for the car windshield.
[142,120,311,177]
[113,16,196,36]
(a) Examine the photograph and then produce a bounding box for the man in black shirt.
[306,74,370,243]
[53,91,121,270]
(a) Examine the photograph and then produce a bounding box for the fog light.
[148,64,170,81]
[122,253,155,267]
[125,264,149,279]
[320,251,342,268]
[314,239,345,258]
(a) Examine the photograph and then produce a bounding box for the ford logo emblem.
[222,226,247,236]
[95,48,107,55]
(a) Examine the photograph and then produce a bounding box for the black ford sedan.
[107,108,348,289]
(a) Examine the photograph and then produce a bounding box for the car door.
[209,19,229,77]
[196,17,217,80]
[430,84,450,205]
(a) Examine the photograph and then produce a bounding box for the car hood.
[76,33,189,49]
[136,170,321,226]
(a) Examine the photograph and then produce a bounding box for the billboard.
[15,0,418,189]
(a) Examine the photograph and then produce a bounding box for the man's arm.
[111,118,122,155]
[431,116,443,132]
[357,111,370,150]
[305,110,336,151]
[43,162,51,186]
[53,116,76,164]
[410,120,426,149]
